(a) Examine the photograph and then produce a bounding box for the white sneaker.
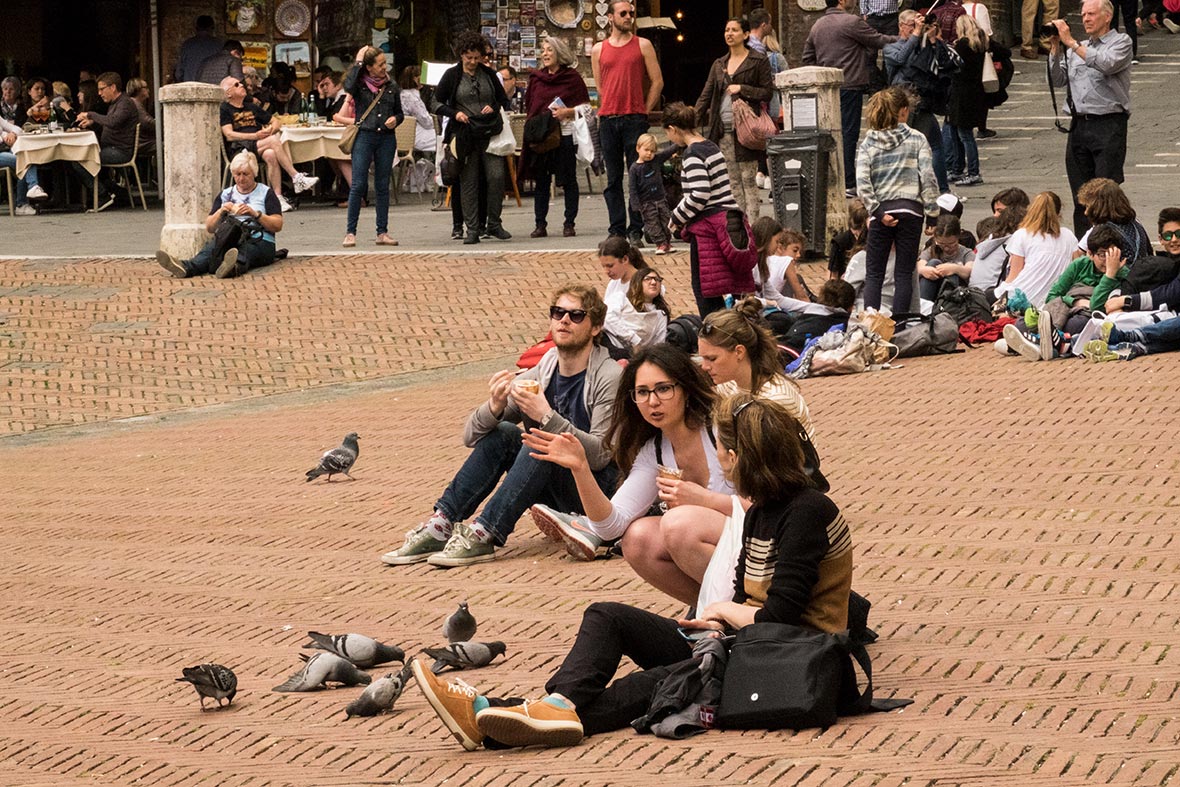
[1164,18,1180,33]
[755,172,766,189]
[993,338,1009,355]
[1002,323,1041,361]
[292,173,319,194]
[278,194,293,212]
[14,203,36,216]
[25,184,48,201]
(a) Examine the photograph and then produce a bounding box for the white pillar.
[158,82,223,259]
[775,67,848,238]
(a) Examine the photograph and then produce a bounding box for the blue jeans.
[598,113,648,238]
[943,123,979,178]
[347,129,398,235]
[434,422,618,546]
[0,153,39,205]
[1110,316,1180,355]
[839,88,865,190]
[909,110,949,193]
[184,231,276,277]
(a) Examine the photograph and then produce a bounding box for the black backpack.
[1123,255,1180,294]
[666,314,704,354]
[933,282,993,326]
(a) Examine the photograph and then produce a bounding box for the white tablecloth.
[279,125,350,164]
[12,130,101,178]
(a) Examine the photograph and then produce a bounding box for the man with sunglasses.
[1095,208,1180,321]
[592,0,665,247]
[382,285,622,568]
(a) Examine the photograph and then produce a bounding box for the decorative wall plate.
[275,0,311,37]
[544,0,584,29]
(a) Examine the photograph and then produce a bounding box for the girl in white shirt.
[752,217,810,304]
[995,191,1078,308]
[608,266,671,351]
[524,344,734,605]
[599,236,651,356]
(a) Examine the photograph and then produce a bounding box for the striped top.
[671,140,740,227]
[734,489,852,634]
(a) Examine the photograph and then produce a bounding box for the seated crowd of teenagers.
[383,94,1177,752]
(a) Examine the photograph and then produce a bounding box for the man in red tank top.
[591,1,664,243]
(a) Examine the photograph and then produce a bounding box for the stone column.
[158,83,224,259]
[775,66,848,239]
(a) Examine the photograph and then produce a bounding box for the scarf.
[362,71,389,94]
[525,66,590,119]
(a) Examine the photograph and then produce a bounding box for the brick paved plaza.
[2,246,1179,786]
[2,24,1179,787]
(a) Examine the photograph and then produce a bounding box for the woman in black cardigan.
[342,46,404,248]
[433,31,512,245]
[693,17,774,219]
[944,16,988,187]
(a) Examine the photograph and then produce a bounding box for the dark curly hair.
[455,31,491,58]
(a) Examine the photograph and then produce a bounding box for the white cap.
[936,193,962,213]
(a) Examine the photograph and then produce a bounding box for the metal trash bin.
[766,132,836,256]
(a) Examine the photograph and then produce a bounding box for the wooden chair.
[106,123,148,210]
[0,167,14,217]
[391,117,419,204]
[502,113,525,208]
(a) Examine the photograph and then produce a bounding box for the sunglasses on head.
[698,322,733,340]
[550,306,588,323]
[1163,230,1180,241]
[731,399,756,434]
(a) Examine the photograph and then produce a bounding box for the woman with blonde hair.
[994,191,1077,307]
[945,15,989,186]
[855,86,939,314]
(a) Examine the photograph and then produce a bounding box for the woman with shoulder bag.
[524,37,591,239]
[411,392,852,749]
[433,31,512,245]
[693,17,774,219]
[342,46,404,248]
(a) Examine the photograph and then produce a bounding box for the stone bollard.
[774,67,848,239]
[158,83,224,259]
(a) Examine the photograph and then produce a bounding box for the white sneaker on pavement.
[14,204,36,216]
[278,194,293,212]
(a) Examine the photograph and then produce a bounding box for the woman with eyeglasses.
[525,344,735,605]
[414,393,851,750]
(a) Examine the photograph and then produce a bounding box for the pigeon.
[344,662,414,718]
[305,433,360,482]
[443,601,477,643]
[423,641,507,673]
[272,652,372,692]
[302,632,405,668]
[176,663,238,710]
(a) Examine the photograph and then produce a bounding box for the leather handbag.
[732,98,777,151]
[338,84,387,155]
[717,622,873,730]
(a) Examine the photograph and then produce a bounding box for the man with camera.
[1047,0,1132,233]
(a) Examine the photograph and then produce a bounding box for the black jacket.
[344,65,404,134]
[432,62,510,144]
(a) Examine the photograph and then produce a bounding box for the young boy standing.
[628,134,678,254]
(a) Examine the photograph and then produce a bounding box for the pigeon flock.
[176,600,510,718]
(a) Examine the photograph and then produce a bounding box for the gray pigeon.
[305,433,360,482]
[423,641,507,673]
[344,662,413,718]
[443,601,477,643]
[302,632,405,668]
[176,663,238,710]
[272,652,372,692]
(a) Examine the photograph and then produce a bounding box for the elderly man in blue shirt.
[1048,0,1132,233]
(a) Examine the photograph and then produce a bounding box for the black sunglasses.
[698,322,733,340]
[1163,230,1179,241]
[615,9,634,16]
[550,306,588,323]
[731,399,756,434]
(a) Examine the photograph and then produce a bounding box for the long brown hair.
[751,215,783,287]
[714,393,809,502]
[626,266,671,318]
[700,297,794,395]
[603,344,717,474]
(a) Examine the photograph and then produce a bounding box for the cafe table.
[12,128,102,210]
[279,123,350,165]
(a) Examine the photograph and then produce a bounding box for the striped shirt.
[672,140,740,227]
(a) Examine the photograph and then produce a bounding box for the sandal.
[342,234,356,248]
[376,234,399,246]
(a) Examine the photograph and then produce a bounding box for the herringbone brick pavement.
[1,253,1178,786]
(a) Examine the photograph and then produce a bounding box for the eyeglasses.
[615,9,634,16]
[631,382,678,402]
[1162,231,1180,241]
[731,399,756,433]
[1092,248,1112,258]
[549,306,588,323]
[643,274,663,283]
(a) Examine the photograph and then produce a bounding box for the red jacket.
[684,211,758,297]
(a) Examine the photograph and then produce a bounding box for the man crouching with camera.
[1047,0,1132,234]
[156,150,285,279]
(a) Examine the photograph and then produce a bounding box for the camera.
[1040,23,1060,37]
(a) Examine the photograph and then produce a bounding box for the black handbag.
[717,621,874,730]
[439,144,460,186]
[798,428,829,493]
[210,213,243,260]
[523,112,560,153]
